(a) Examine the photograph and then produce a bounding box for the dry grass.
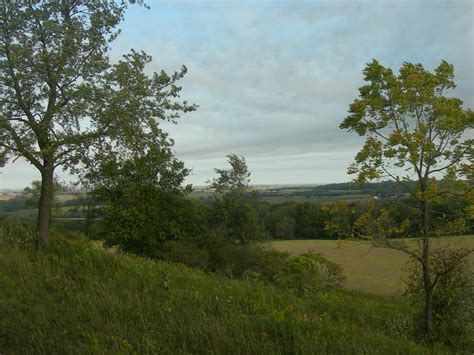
[0,194,17,201]
[271,235,474,296]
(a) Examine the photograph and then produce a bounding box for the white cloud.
[2,0,473,188]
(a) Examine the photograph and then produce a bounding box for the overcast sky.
[1,0,473,189]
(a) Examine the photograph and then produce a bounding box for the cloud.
[2,0,473,188]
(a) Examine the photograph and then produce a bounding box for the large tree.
[340,60,473,339]
[210,154,266,244]
[87,138,203,258]
[0,1,196,248]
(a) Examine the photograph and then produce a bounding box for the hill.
[0,234,436,354]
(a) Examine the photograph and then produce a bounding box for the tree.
[209,154,266,244]
[323,201,357,239]
[210,154,251,196]
[405,247,474,348]
[340,59,473,339]
[0,1,196,248]
[22,178,66,209]
[264,203,297,239]
[88,140,205,257]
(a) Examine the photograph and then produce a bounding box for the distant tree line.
[261,180,414,198]
[2,178,472,242]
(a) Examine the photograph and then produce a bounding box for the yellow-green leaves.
[341,59,472,185]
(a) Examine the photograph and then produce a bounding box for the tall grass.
[0,235,444,354]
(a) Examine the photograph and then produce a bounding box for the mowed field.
[271,235,474,295]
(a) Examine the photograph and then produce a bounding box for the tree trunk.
[37,167,54,249]
[421,200,433,339]
[422,259,433,338]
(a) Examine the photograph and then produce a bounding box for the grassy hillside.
[0,235,439,354]
[272,236,474,295]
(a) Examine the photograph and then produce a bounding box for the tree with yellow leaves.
[341,59,473,340]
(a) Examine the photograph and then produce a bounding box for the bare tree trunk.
[37,167,54,249]
[421,201,433,339]
[422,258,433,338]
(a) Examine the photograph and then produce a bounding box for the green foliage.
[89,144,204,257]
[264,202,337,240]
[324,201,357,239]
[341,60,472,186]
[405,248,474,349]
[340,59,472,212]
[211,196,267,244]
[0,1,196,171]
[341,59,473,338]
[294,203,330,239]
[158,234,290,282]
[267,209,296,239]
[210,155,267,244]
[250,248,291,283]
[276,253,346,296]
[210,154,250,195]
[0,1,196,245]
[22,178,67,208]
[0,234,435,353]
[159,239,210,269]
[201,234,255,276]
[0,216,35,246]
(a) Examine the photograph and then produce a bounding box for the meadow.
[0,234,437,354]
[271,236,474,295]
[0,194,16,201]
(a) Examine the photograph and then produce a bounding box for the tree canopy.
[210,154,251,196]
[89,141,204,257]
[340,59,473,185]
[0,1,196,247]
[341,59,473,339]
[210,154,266,244]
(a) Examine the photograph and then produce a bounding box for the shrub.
[404,248,474,349]
[276,253,345,296]
[0,217,35,246]
[159,239,210,269]
[202,234,260,277]
[157,235,291,283]
[250,248,290,283]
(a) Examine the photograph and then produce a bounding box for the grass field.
[1,208,37,223]
[271,235,474,295]
[0,193,20,201]
[0,235,436,353]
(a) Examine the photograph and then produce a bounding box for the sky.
[1,0,473,189]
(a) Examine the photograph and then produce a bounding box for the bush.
[276,253,345,296]
[249,248,290,283]
[156,238,345,298]
[404,248,474,350]
[201,234,259,277]
[0,217,35,246]
[159,239,210,269]
[156,235,291,284]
